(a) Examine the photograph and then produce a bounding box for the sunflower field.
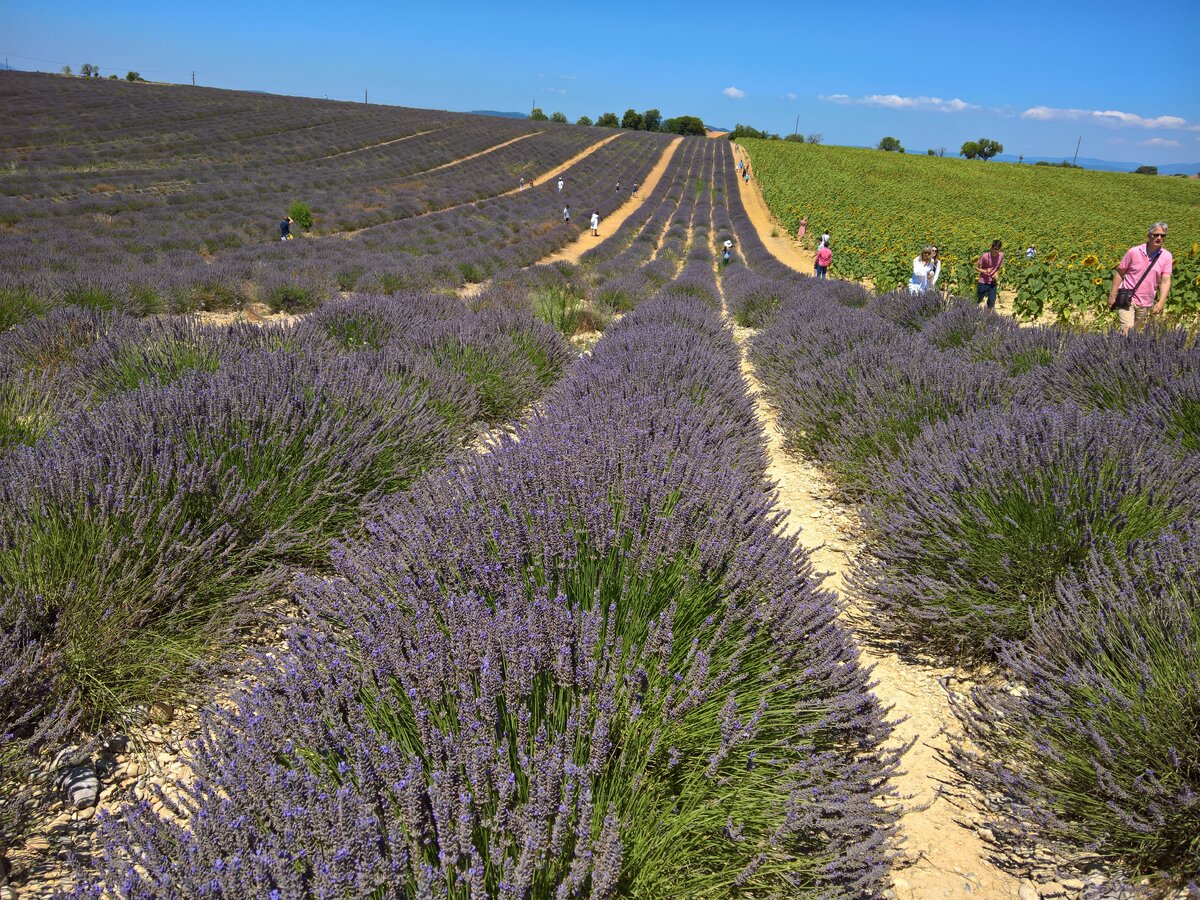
[743,139,1200,325]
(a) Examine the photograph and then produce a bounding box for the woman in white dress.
[908,245,935,294]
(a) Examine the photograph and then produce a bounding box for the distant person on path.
[590,209,600,236]
[519,175,525,190]
[974,240,1004,309]
[819,230,830,250]
[632,181,639,196]
[280,216,293,241]
[930,246,943,289]
[797,217,808,242]
[1108,222,1172,334]
[909,245,936,293]
[722,238,733,266]
[815,239,832,279]
[738,159,744,172]
[563,204,570,224]
[557,177,564,192]
[1025,244,1037,259]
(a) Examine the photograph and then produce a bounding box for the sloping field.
[1,73,1197,899]
[743,138,1200,324]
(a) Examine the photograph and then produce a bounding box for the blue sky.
[3,0,1199,165]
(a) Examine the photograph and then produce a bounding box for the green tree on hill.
[1134,165,1158,175]
[596,112,620,128]
[642,109,662,131]
[621,109,643,130]
[961,138,1003,160]
[878,136,904,152]
[662,116,706,136]
[550,111,567,123]
[576,115,593,126]
[529,108,549,122]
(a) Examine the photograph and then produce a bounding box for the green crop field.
[742,139,1200,325]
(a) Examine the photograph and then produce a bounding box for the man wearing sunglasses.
[1108,222,1172,334]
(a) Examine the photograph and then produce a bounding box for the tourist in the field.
[797,217,808,243]
[930,246,943,290]
[1108,222,1172,335]
[557,177,564,192]
[909,245,935,293]
[1025,244,1037,259]
[563,205,570,225]
[815,238,832,279]
[974,240,1004,310]
[632,181,639,196]
[819,229,830,250]
[519,175,525,191]
[590,209,600,236]
[279,216,293,241]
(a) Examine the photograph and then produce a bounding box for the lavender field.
[1,71,1198,898]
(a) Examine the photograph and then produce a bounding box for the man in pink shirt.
[815,240,832,279]
[1108,222,1173,334]
[974,239,1004,310]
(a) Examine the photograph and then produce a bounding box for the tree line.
[530,107,708,136]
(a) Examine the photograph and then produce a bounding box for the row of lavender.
[751,286,1200,888]
[0,294,575,866]
[73,295,899,898]
[1,71,673,321]
[2,133,667,322]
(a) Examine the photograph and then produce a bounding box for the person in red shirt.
[1108,222,1173,334]
[974,239,1003,310]
[815,240,832,279]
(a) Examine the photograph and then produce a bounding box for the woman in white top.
[909,245,935,294]
[929,246,943,290]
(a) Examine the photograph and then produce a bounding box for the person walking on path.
[632,181,639,197]
[909,245,936,293]
[819,230,830,250]
[815,239,832,279]
[1108,222,1172,334]
[974,240,1004,310]
[557,177,564,192]
[519,175,525,191]
[590,209,600,237]
[563,204,571,225]
[797,217,808,242]
[280,216,293,241]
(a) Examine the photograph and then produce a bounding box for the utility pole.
[365,89,368,103]
[1072,135,1082,167]
[794,114,799,138]
[191,70,195,86]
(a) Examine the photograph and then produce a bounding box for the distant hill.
[994,153,1200,176]
[467,110,528,120]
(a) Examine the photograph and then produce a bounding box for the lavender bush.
[854,404,1200,658]
[1021,327,1200,413]
[954,527,1200,887]
[1138,372,1200,455]
[1,595,77,875]
[76,298,898,898]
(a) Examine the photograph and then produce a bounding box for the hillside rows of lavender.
[1,71,1197,897]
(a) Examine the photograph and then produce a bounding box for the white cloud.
[1142,137,1181,148]
[723,86,745,98]
[819,93,979,113]
[545,87,567,95]
[783,92,797,101]
[1022,106,1199,131]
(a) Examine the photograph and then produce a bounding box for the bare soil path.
[722,151,1027,898]
[730,145,816,273]
[314,128,440,161]
[730,332,1022,898]
[537,136,683,267]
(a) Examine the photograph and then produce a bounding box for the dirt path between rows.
[536,136,683,267]
[724,151,1026,898]
[315,128,440,161]
[731,334,1022,898]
